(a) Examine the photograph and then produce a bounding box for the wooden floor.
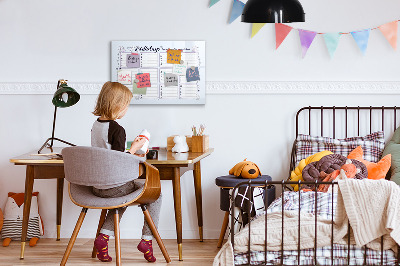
[0,239,221,265]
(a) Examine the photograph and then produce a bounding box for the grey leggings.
[92,180,162,240]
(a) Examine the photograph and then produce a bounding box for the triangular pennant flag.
[229,0,245,24]
[378,21,398,50]
[351,29,370,55]
[323,33,341,58]
[275,23,293,49]
[209,0,220,7]
[251,23,266,38]
[298,29,317,58]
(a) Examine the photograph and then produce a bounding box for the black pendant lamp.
[242,0,305,23]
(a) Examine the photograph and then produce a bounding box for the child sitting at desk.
[91,81,162,263]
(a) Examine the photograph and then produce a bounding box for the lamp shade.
[52,84,80,108]
[241,0,305,23]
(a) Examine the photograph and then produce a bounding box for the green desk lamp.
[38,79,80,154]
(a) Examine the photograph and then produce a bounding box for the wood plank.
[0,239,220,265]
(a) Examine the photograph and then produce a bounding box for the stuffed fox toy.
[229,159,261,179]
[1,192,44,247]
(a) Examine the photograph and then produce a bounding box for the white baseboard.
[44,228,223,240]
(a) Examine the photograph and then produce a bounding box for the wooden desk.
[9,148,64,259]
[10,147,213,261]
[146,148,213,260]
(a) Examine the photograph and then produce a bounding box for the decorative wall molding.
[0,81,400,95]
[207,81,400,94]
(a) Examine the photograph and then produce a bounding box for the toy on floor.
[1,192,44,247]
[229,159,261,179]
[172,135,189,153]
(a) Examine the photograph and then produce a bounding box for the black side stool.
[215,175,275,248]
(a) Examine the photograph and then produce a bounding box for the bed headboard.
[290,106,400,179]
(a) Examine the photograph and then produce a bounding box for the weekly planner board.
[111,41,205,104]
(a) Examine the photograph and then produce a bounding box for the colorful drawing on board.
[167,49,182,64]
[126,53,140,68]
[132,83,147,95]
[186,67,200,82]
[172,63,187,75]
[136,73,151,88]
[164,73,179,87]
[117,70,132,85]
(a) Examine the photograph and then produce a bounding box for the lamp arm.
[50,105,57,148]
[50,79,61,148]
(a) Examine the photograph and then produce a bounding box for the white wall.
[1,0,400,239]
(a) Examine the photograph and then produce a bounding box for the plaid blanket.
[234,191,397,265]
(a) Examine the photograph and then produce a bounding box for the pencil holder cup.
[191,135,209,153]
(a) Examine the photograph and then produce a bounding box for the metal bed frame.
[230,106,400,266]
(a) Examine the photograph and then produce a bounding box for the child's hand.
[129,137,147,155]
[134,149,149,157]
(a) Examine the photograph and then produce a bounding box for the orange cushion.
[347,146,391,180]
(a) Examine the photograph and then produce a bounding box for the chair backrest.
[62,146,145,187]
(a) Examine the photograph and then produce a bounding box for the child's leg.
[100,207,127,236]
[92,181,136,262]
[141,192,162,239]
[136,181,162,263]
[94,207,126,262]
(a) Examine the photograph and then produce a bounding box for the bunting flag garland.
[207,4,400,57]
[351,29,370,55]
[251,23,266,38]
[378,21,398,50]
[209,0,220,8]
[323,33,341,58]
[298,30,317,58]
[229,0,245,24]
[275,23,293,49]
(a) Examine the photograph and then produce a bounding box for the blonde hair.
[93,82,133,120]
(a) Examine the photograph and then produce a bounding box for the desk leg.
[20,165,34,259]
[172,167,183,261]
[56,178,64,241]
[193,161,203,242]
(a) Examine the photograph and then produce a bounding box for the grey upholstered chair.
[60,146,171,265]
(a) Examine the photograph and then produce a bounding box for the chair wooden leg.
[91,209,108,258]
[141,205,171,263]
[60,208,88,266]
[217,211,230,248]
[114,210,121,266]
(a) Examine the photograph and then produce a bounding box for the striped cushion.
[295,131,385,167]
[1,217,40,240]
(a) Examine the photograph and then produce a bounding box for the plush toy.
[348,146,391,180]
[289,150,333,191]
[229,159,261,179]
[172,135,189,153]
[1,192,44,247]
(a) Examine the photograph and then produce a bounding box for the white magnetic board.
[111,41,205,105]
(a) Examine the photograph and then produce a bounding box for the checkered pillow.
[294,131,385,166]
